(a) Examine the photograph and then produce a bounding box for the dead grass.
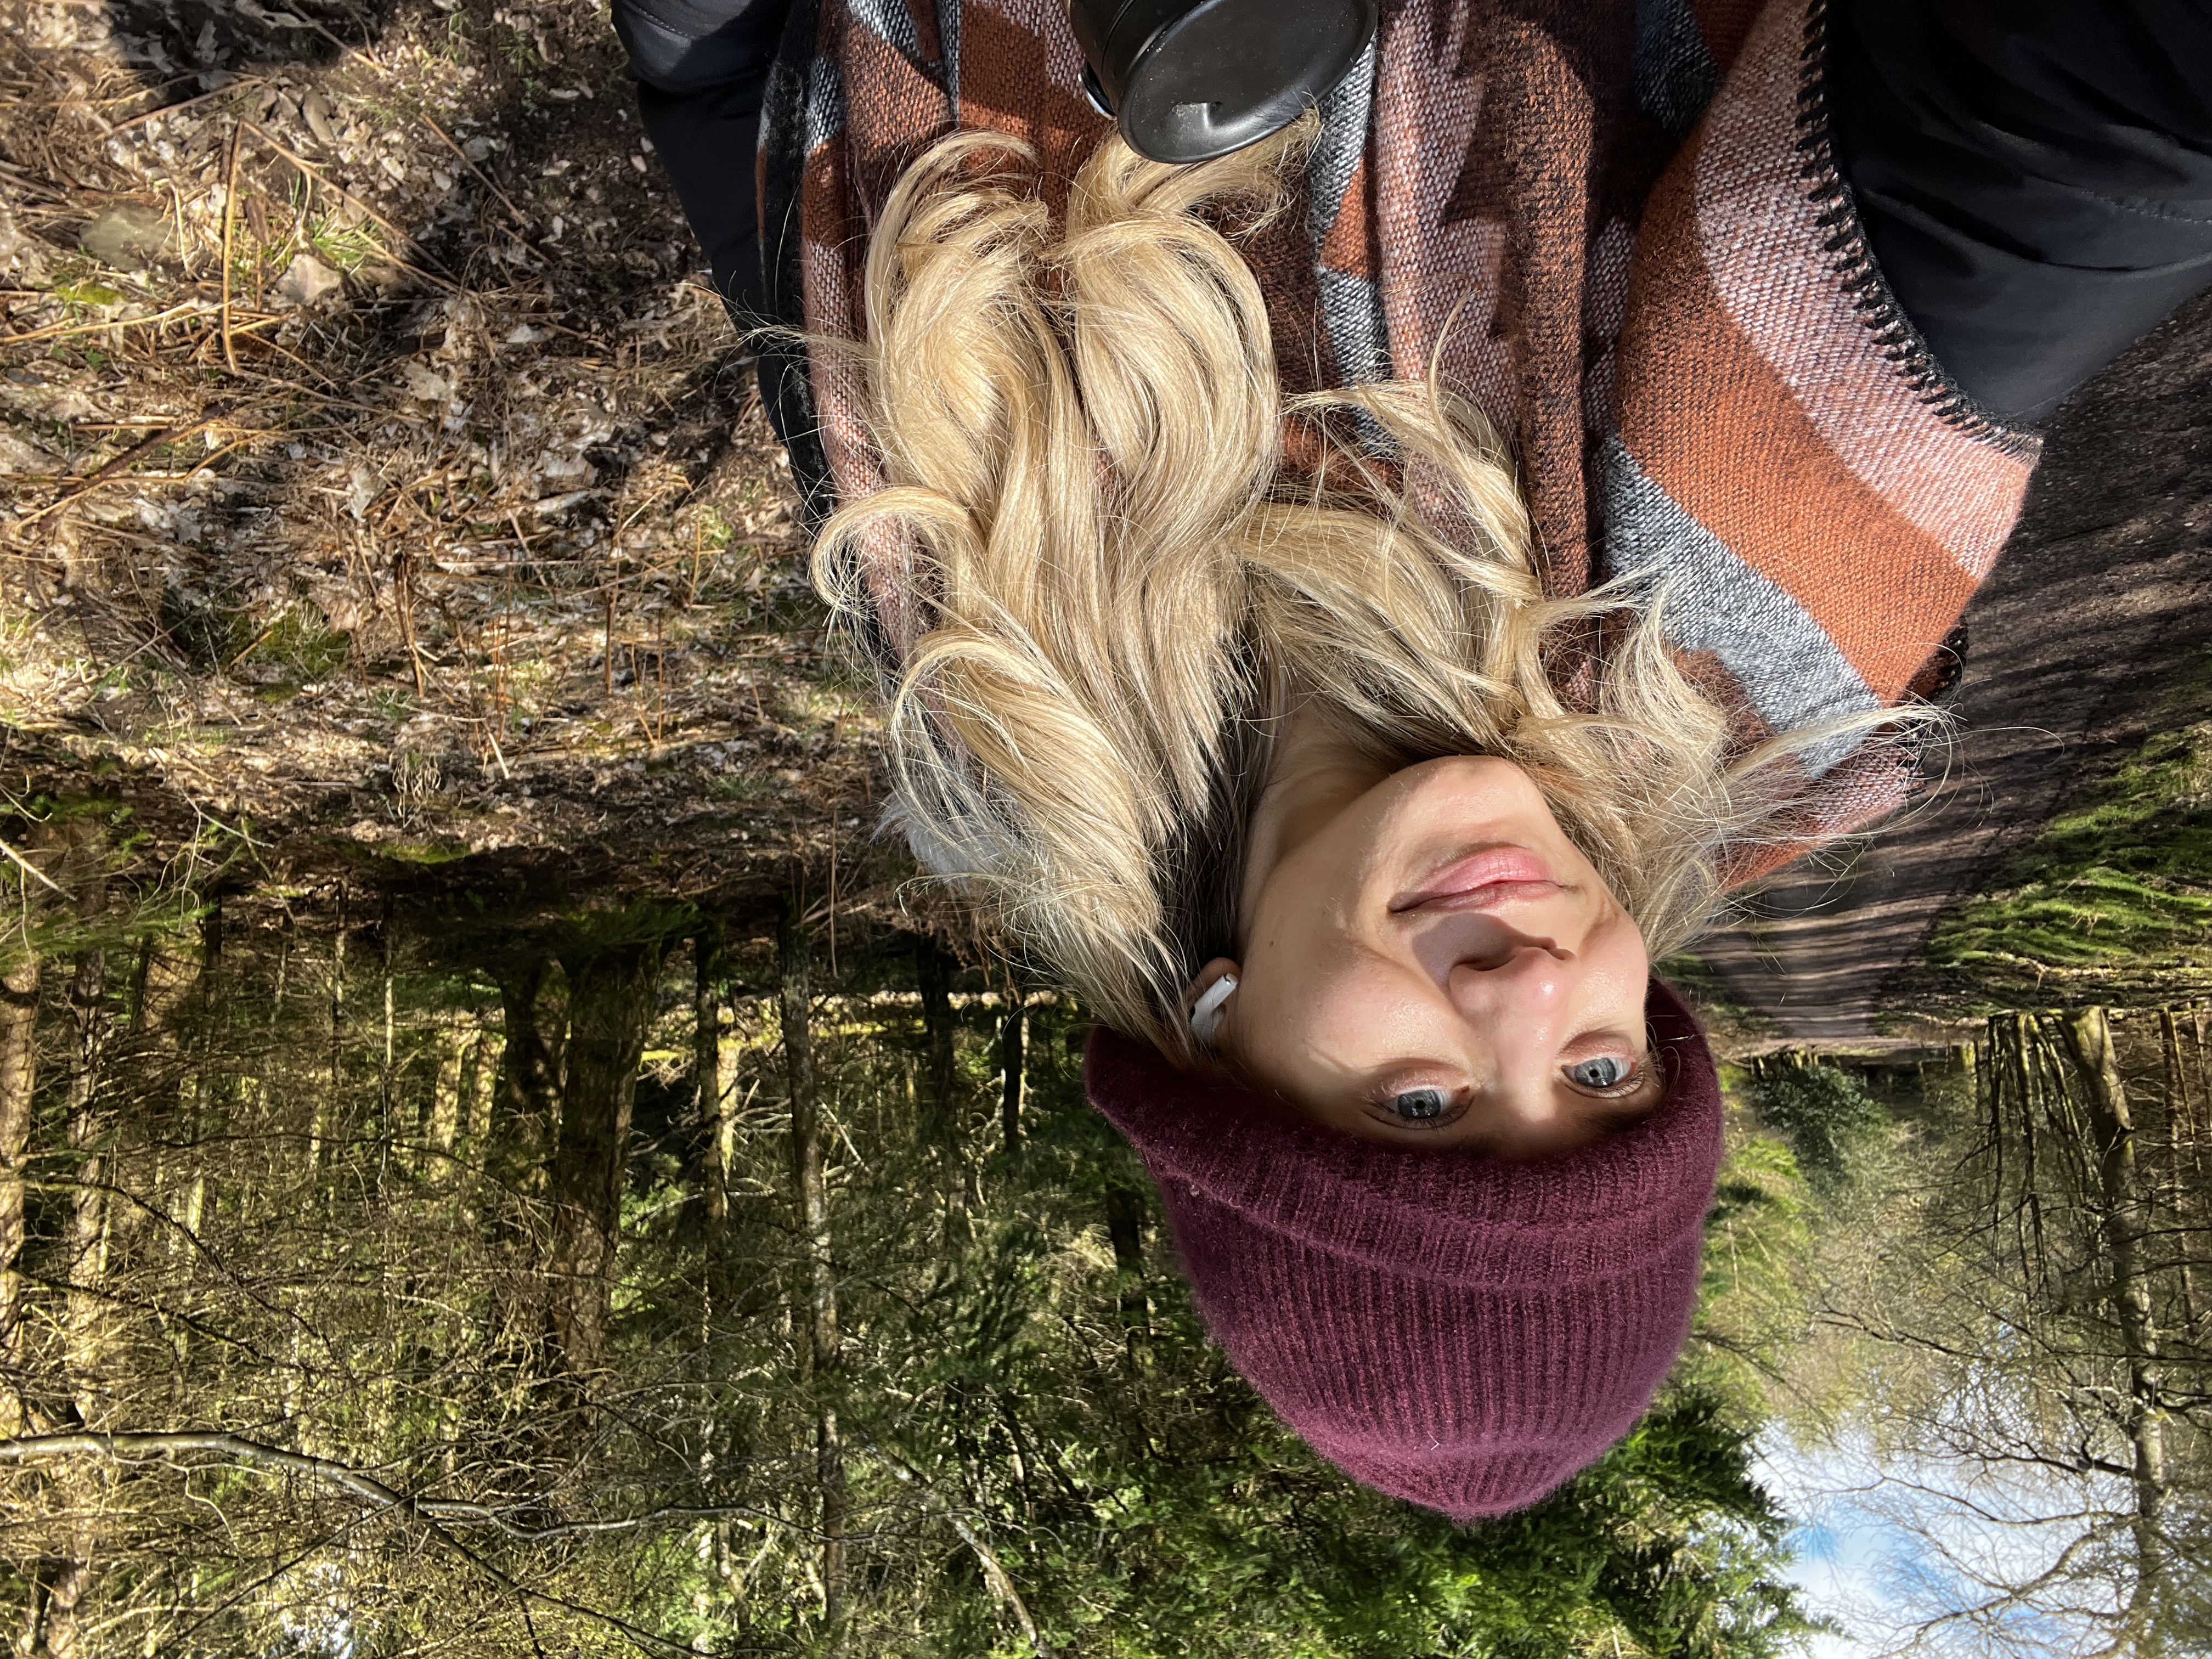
[0,0,884,900]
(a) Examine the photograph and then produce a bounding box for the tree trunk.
[694,925,728,1229]
[780,899,845,1641]
[1104,1183,1151,1366]
[459,1024,493,1146]
[379,918,397,1137]
[1000,990,1025,1157]
[425,1013,468,1180]
[125,934,153,1035]
[2156,1008,2199,1331]
[34,1553,90,1659]
[63,852,110,1405]
[2058,1007,2169,1647]
[490,957,561,1193]
[0,956,40,1439]
[44,843,109,1657]
[544,943,659,1378]
[916,934,958,1149]
[320,916,345,1142]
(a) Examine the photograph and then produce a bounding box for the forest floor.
[0,0,900,919]
[1699,291,2212,1052]
[10,0,2212,1009]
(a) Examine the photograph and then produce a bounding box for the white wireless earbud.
[1188,973,1238,1045]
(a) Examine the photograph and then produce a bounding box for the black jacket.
[619,0,2212,427]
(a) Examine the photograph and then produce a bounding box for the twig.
[0,1432,400,1494]
[221,617,285,674]
[0,1432,704,1655]
[76,415,230,487]
[865,1442,1049,1656]
[104,76,266,137]
[6,412,232,533]
[219,122,242,373]
[394,550,428,696]
[301,16,385,77]
[604,561,618,694]
[1,301,222,348]
[167,178,191,279]
[417,111,530,230]
[0,837,64,896]
[69,71,208,110]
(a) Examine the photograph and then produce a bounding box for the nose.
[1443,934,1573,1004]
[1444,942,1581,1135]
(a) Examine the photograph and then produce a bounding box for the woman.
[625,0,2212,1516]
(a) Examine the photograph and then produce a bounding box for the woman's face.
[1196,756,1659,1156]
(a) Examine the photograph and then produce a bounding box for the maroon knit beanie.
[1084,978,1722,1522]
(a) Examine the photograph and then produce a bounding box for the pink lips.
[1391,846,1560,913]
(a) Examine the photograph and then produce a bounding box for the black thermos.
[1069,0,1377,163]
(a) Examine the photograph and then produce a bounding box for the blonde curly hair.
[814,121,1881,1063]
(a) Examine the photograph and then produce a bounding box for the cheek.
[1233,947,1434,1077]
[1585,909,1653,1011]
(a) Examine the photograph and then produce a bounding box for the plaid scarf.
[760,0,2041,882]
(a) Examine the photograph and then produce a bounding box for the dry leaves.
[0,0,886,896]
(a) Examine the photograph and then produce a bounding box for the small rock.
[399,361,451,402]
[0,207,49,286]
[78,204,173,269]
[345,463,378,521]
[303,89,337,147]
[275,252,343,308]
[0,429,59,476]
[535,449,591,484]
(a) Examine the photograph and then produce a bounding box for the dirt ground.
[0,0,887,905]
[1700,290,2212,1050]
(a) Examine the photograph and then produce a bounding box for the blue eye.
[1568,1056,1632,1090]
[1388,1087,1452,1121]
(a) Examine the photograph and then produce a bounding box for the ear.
[1183,958,1241,1046]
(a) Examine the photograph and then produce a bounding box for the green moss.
[249,606,351,683]
[1929,717,2212,980]
[371,839,474,866]
[52,279,123,307]
[704,770,775,803]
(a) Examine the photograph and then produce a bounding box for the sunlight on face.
[1194,757,1659,1156]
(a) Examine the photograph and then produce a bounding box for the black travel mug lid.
[1070,0,1376,165]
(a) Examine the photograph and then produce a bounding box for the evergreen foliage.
[0,882,1818,1656]
[1750,1065,1886,1193]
